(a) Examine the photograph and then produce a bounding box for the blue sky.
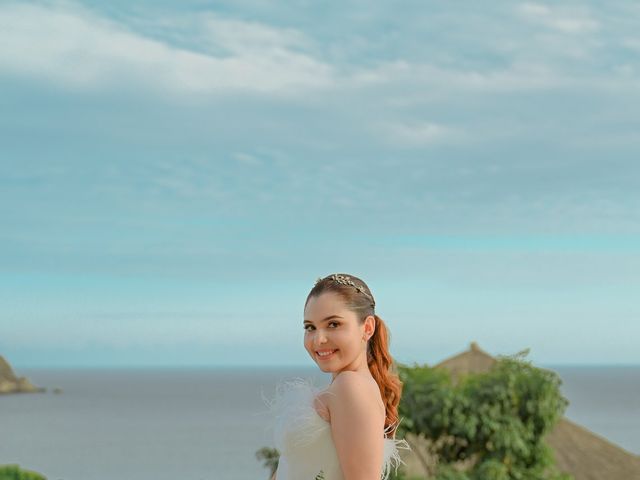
[1,0,639,367]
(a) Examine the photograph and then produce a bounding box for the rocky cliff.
[0,355,45,394]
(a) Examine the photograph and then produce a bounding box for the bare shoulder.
[326,371,384,412]
[331,370,378,392]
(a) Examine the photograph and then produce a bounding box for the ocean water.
[0,365,637,480]
[551,365,640,454]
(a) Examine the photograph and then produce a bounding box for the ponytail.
[367,314,402,438]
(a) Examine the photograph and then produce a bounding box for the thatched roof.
[547,417,640,480]
[433,341,496,378]
[432,342,640,480]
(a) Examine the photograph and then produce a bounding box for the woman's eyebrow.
[303,314,343,325]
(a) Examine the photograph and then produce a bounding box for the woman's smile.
[316,349,338,360]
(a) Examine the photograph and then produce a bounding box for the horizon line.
[14,362,640,369]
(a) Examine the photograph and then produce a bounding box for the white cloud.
[0,1,618,105]
[518,2,599,33]
[380,121,454,147]
[200,15,312,54]
[622,37,640,51]
[0,2,335,95]
[233,152,263,166]
[0,1,586,101]
[352,60,569,94]
[2,311,271,348]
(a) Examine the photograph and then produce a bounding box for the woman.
[267,273,409,480]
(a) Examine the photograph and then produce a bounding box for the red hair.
[305,273,403,437]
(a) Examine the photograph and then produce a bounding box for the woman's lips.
[316,349,338,360]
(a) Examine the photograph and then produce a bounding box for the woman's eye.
[328,321,339,328]
[304,325,314,331]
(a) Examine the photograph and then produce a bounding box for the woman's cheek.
[332,330,350,344]
[303,334,312,352]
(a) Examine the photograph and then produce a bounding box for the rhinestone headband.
[315,274,376,307]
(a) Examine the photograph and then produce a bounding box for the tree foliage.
[396,350,573,480]
[255,446,280,479]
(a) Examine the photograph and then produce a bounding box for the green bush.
[397,349,573,480]
[0,465,47,480]
[434,465,472,480]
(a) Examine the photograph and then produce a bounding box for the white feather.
[263,377,412,480]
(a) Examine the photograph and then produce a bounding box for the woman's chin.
[317,362,337,373]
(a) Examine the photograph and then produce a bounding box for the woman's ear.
[364,315,375,339]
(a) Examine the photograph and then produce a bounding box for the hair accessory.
[315,274,376,307]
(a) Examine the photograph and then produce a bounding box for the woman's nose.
[315,331,328,345]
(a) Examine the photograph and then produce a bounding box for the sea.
[0,365,638,480]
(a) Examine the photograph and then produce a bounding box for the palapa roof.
[433,341,496,377]
[547,417,640,480]
[432,342,640,480]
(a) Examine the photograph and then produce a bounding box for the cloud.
[233,152,264,167]
[1,0,626,113]
[0,1,597,102]
[353,60,570,95]
[380,120,455,147]
[200,15,313,54]
[518,2,599,34]
[0,2,335,95]
[622,37,640,52]
[1,310,272,348]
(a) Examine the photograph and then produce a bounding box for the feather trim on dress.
[381,420,412,480]
[263,377,412,480]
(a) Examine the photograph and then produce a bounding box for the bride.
[267,273,409,480]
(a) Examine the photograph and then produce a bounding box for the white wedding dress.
[263,377,410,480]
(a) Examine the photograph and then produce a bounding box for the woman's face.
[303,291,374,375]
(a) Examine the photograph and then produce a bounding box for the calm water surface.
[0,365,637,480]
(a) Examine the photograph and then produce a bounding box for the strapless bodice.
[263,377,410,480]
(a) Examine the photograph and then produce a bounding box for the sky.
[1,0,639,368]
